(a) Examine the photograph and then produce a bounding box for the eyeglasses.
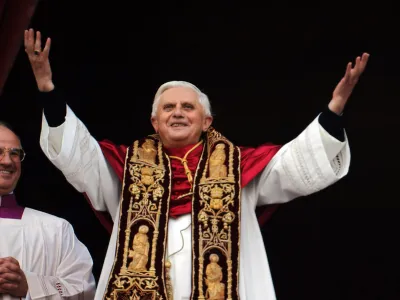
[0,147,26,162]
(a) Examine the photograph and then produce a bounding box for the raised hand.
[24,28,54,92]
[328,53,370,115]
[0,257,28,297]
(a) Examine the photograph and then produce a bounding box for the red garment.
[93,139,281,234]
[164,142,203,218]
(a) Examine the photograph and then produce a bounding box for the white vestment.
[39,106,350,300]
[0,206,96,300]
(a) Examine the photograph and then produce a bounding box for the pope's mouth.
[170,123,188,127]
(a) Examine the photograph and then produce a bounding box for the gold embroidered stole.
[104,128,241,300]
[191,129,241,300]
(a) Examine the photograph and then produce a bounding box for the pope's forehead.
[160,87,199,100]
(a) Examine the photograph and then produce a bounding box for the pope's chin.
[167,130,190,141]
[167,125,190,134]
[164,126,195,142]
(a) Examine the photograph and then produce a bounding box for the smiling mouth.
[0,170,14,177]
[0,170,13,174]
[170,123,188,127]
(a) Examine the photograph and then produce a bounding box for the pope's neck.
[163,137,203,150]
[160,132,205,149]
[164,140,203,157]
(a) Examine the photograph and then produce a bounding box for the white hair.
[151,81,212,117]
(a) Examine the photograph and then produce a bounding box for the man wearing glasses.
[0,122,96,299]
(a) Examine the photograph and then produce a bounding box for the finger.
[0,265,13,274]
[0,266,17,275]
[0,275,16,286]
[343,62,352,82]
[2,257,20,267]
[0,271,20,282]
[352,56,362,75]
[42,37,51,58]
[355,56,361,68]
[23,29,29,48]
[0,263,20,273]
[352,56,364,80]
[359,52,370,71]
[362,52,370,61]
[0,281,18,291]
[24,28,35,53]
[34,31,42,53]
[0,276,9,284]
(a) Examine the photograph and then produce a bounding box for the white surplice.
[0,207,96,300]
[39,105,350,300]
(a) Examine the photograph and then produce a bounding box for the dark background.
[1,0,398,299]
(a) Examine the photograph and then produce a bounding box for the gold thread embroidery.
[138,139,157,164]
[104,138,170,300]
[165,260,173,300]
[169,140,203,187]
[128,225,150,271]
[105,128,242,300]
[193,130,241,300]
[209,143,227,179]
[205,254,225,300]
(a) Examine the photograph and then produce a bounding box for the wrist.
[328,100,344,115]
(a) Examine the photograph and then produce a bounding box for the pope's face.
[151,87,213,148]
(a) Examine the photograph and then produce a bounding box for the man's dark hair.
[0,120,15,131]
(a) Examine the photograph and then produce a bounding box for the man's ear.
[151,117,159,133]
[203,116,213,131]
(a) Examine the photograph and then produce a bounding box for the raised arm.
[24,28,121,220]
[251,53,369,207]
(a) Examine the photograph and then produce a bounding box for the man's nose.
[0,152,13,164]
[172,106,184,117]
